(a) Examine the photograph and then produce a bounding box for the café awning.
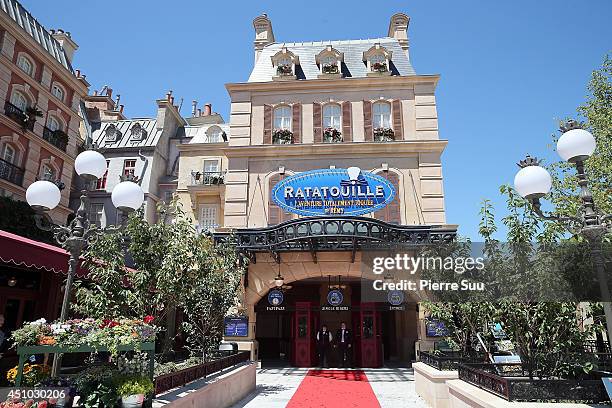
[0,229,89,276]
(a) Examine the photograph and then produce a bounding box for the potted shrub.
[116,375,154,408]
[323,127,342,143]
[272,129,293,144]
[373,127,394,142]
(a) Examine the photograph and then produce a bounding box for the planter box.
[155,362,255,408]
[414,362,458,408]
[447,379,607,408]
[458,363,608,403]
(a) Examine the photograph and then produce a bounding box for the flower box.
[371,61,388,72]
[323,127,342,143]
[373,127,394,142]
[276,64,293,76]
[322,64,339,74]
[272,129,294,144]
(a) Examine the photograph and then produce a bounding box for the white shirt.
[316,330,333,342]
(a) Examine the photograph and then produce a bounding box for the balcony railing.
[42,126,68,151]
[4,101,34,131]
[191,171,226,186]
[0,157,25,186]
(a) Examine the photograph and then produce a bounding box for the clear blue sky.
[22,0,612,240]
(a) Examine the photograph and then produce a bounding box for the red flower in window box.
[143,315,155,324]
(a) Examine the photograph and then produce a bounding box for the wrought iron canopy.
[215,216,456,263]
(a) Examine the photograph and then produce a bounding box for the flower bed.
[11,317,157,356]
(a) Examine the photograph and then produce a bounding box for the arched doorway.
[254,276,418,368]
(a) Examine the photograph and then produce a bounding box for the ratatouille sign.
[271,167,396,216]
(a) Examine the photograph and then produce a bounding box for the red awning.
[0,229,89,276]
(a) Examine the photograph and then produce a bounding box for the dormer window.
[271,47,299,81]
[104,124,122,143]
[316,45,343,79]
[206,125,226,143]
[363,43,392,76]
[130,122,147,141]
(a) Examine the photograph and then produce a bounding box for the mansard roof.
[248,37,415,82]
[92,118,163,149]
[0,0,72,71]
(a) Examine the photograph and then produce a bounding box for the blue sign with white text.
[272,168,396,217]
[224,317,248,337]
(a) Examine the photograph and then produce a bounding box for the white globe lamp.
[111,181,144,212]
[557,128,596,163]
[74,150,107,181]
[514,162,552,200]
[26,180,61,211]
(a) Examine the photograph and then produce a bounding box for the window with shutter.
[342,101,352,142]
[313,103,322,143]
[268,173,293,225]
[363,100,373,141]
[373,171,401,224]
[263,104,272,144]
[292,104,302,143]
[392,100,403,140]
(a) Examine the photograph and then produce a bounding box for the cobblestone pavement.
[231,367,428,408]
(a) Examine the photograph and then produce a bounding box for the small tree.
[180,236,244,359]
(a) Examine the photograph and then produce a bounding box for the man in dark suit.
[316,324,333,368]
[335,322,352,367]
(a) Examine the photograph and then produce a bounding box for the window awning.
[0,229,88,276]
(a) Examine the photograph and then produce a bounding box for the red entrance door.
[293,302,314,367]
[358,303,382,367]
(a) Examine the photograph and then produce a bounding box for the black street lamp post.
[513,120,612,343]
[26,147,145,376]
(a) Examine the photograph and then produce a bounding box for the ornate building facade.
[0,0,89,223]
[177,12,455,365]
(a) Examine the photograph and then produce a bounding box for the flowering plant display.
[373,127,395,142]
[6,364,50,385]
[10,317,157,356]
[276,64,293,75]
[272,129,293,144]
[0,399,50,408]
[323,127,342,143]
[371,61,388,72]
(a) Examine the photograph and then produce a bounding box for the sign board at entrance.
[271,167,396,216]
[224,316,248,337]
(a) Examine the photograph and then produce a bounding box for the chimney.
[388,13,410,56]
[106,87,113,98]
[51,29,79,63]
[253,14,275,64]
[203,103,212,116]
[196,108,202,117]
[191,100,197,117]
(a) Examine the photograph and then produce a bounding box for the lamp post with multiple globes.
[513,120,612,343]
[25,146,144,376]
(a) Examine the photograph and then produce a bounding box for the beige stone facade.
[176,13,452,362]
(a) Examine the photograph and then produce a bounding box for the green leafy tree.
[74,200,245,358]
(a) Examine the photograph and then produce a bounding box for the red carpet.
[286,370,380,408]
